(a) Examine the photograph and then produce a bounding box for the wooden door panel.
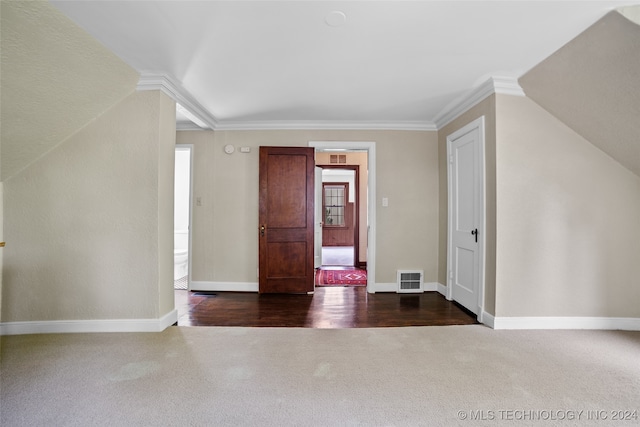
[322,202,354,246]
[266,242,307,277]
[266,154,308,228]
[259,146,315,294]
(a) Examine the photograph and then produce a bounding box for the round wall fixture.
[224,144,235,154]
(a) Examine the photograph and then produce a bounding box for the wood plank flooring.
[175,286,478,328]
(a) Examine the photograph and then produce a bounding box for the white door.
[314,166,323,269]
[447,117,484,315]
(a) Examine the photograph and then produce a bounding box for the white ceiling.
[50,0,639,130]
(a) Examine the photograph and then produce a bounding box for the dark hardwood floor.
[175,286,478,328]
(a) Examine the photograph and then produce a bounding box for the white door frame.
[175,144,194,291]
[446,117,486,322]
[313,166,323,270]
[309,141,376,294]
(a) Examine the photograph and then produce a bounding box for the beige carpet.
[2,326,639,426]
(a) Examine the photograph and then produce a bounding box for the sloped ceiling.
[3,1,639,180]
[0,1,139,181]
[520,9,640,177]
[50,0,639,130]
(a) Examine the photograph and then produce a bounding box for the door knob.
[471,228,478,243]
[260,225,266,237]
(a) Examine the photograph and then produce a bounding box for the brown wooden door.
[259,146,315,293]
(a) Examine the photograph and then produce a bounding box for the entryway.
[174,145,192,290]
[313,147,369,288]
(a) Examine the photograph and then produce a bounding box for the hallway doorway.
[319,168,358,268]
[174,145,192,290]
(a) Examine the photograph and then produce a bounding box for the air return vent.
[330,154,347,164]
[397,270,424,293]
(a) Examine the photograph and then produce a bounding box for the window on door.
[323,183,348,227]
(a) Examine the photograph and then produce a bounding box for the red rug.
[316,268,367,286]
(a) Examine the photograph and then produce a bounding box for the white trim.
[0,310,178,336]
[372,282,441,293]
[434,76,524,129]
[446,116,486,320]
[423,282,439,292]
[215,120,437,131]
[309,141,376,294]
[176,122,206,131]
[137,73,218,129]
[190,281,259,292]
[492,316,640,331]
[139,74,524,132]
[481,311,496,329]
[374,283,399,293]
[437,282,447,296]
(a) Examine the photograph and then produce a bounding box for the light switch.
[382,197,389,207]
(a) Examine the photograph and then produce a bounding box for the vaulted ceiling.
[3,1,639,181]
[50,0,639,130]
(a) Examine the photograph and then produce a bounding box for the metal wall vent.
[397,270,424,293]
[330,154,347,164]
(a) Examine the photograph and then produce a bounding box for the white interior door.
[447,117,484,315]
[314,166,323,269]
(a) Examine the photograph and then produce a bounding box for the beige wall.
[2,90,176,322]
[494,94,640,318]
[438,95,497,315]
[0,1,140,181]
[157,94,178,316]
[0,183,3,321]
[177,129,439,287]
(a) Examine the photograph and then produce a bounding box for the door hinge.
[449,154,454,164]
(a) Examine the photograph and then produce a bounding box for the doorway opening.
[174,145,193,290]
[310,142,376,292]
[320,169,358,267]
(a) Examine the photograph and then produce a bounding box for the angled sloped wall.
[495,94,640,322]
[520,11,640,177]
[1,90,176,331]
[1,2,176,333]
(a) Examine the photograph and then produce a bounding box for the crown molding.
[176,122,206,131]
[214,120,437,131]
[434,76,525,129]
[138,73,523,132]
[137,73,218,129]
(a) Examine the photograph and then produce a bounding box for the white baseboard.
[190,281,259,292]
[372,282,444,293]
[0,309,178,336]
[480,311,495,328]
[492,316,640,331]
[374,282,397,292]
